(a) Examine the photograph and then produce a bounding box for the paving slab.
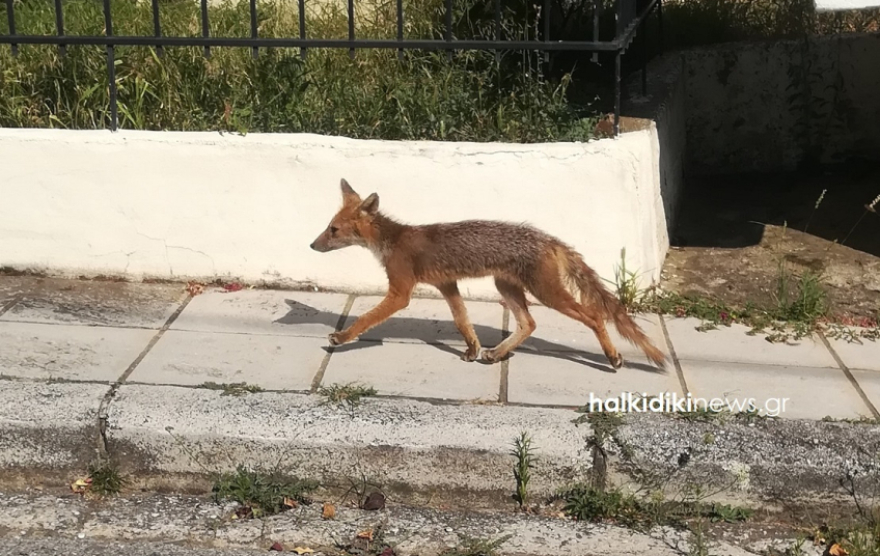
[0,277,183,328]
[172,289,350,337]
[0,321,155,382]
[851,370,880,414]
[826,334,880,372]
[680,359,870,420]
[519,307,669,360]
[0,380,106,471]
[129,330,323,391]
[507,350,682,407]
[664,317,838,368]
[342,296,504,346]
[321,341,500,401]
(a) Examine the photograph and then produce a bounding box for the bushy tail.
[562,249,668,369]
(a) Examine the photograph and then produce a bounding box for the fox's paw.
[328,331,353,346]
[481,348,502,364]
[461,345,481,362]
[608,353,625,370]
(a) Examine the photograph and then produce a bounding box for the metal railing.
[1,0,663,136]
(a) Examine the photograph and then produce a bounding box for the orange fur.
[310,179,667,369]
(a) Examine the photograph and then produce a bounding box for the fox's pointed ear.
[360,193,380,215]
[340,178,360,201]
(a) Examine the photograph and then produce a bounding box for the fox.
[309,178,667,370]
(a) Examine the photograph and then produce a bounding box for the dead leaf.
[322,502,336,520]
[269,541,284,552]
[356,529,374,542]
[362,491,386,511]
[282,497,298,508]
[223,282,244,293]
[70,477,92,494]
[380,548,396,556]
[186,281,205,296]
[829,544,849,556]
[292,548,315,555]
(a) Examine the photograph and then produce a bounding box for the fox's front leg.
[329,286,413,346]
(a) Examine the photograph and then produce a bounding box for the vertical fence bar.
[542,0,549,65]
[151,0,163,57]
[347,0,354,59]
[5,0,17,56]
[200,0,210,58]
[444,0,452,60]
[298,0,306,59]
[493,0,500,62]
[102,0,117,131]
[613,51,621,136]
[396,0,403,60]
[53,0,65,56]
[640,18,647,94]
[591,0,600,63]
[249,0,258,58]
[657,0,664,53]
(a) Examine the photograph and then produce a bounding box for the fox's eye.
[329,226,339,235]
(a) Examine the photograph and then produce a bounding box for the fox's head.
[310,178,381,253]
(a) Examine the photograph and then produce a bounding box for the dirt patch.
[665,163,880,323]
[662,225,880,322]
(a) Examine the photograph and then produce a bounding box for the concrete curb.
[3,379,880,509]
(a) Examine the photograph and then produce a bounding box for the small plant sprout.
[841,192,880,247]
[803,188,827,234]
[87,460,126,497]
[511,431,536,510]
[604,248,645,310]
[317,382,377,411]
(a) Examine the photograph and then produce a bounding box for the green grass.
[510,431,535,509]
[212,465,319,518]
[0,0,598,141]
[87,460,125,497]
[317,382,377,410]
[633,265,833,343]
[439,535,513,556]
[560,482,756,528]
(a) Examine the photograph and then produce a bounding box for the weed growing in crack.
[688,521,712,556]
[200,381,265,396]
[773,264,827,324]
[318,382,378,411]
[439,535,512,556]
[510,431,535,510]
[87,460,125,497]
[212,465,318,519]
[604,248,648,311]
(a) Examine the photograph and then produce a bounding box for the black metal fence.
[1,0,662,136]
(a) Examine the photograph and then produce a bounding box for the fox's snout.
[310,237,329,252]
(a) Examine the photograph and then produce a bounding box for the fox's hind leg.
[437,282,481,362]
[482,278,536,363]
[529,264,624,369]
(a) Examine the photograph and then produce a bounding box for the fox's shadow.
[274,299,665,375]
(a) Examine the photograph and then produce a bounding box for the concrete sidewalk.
[1,275,878,420]
[3,275,880,508]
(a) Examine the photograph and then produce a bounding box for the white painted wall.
[0,128,671,300]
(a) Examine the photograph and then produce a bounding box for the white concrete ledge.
[0,128,671,299]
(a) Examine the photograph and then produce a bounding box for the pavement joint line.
[499,306,511,404]
[310,293,356,393]
[0,293,23,317]
[819,330,880,420]
[95,293,194,457]
[658,313,690,396]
